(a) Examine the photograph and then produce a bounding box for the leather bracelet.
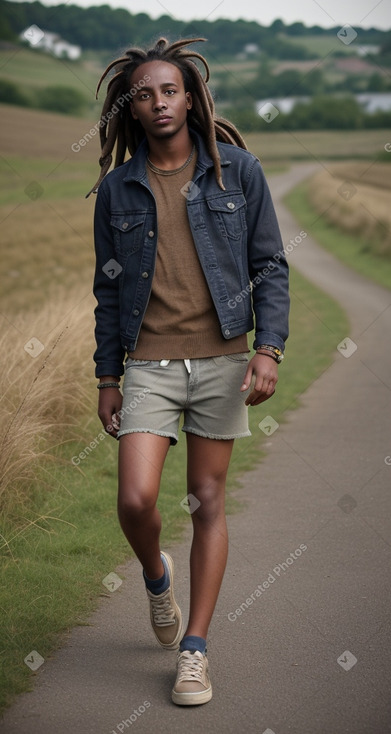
[256,344,284,363]
[255,350,279,363]
[97,382,120,389]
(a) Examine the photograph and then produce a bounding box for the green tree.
[289,96,364,129]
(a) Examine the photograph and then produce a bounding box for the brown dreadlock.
[86,37,247,197]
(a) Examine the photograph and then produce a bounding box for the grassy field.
[308,162,391,258]
[245,129,389,162]
[284,166,391,290]
[0,47,102,115]
[0,102,364,713]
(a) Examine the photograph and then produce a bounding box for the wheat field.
[307,162,391,258]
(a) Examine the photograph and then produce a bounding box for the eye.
[165,89,176,95]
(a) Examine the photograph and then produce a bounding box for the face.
[129,61,192,140]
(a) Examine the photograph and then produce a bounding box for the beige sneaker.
[146,551,182,650]
[172,650,212,705]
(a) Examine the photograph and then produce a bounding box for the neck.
[146,126,193,170]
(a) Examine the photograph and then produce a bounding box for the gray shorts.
[117,354,251,445]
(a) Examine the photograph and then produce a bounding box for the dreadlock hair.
[86,37,247,197]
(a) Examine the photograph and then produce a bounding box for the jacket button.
[141,271,149,278]
[227,202,235,210]
[133,309,140,316]
[225,329,230,335]
[122,222,129,229]
[148,230,154,238]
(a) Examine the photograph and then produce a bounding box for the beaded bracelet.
[97,382,120,389]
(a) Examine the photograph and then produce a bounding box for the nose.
[153,95,167,110]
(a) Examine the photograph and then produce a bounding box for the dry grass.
[0,103,100,514]
[308,163,391,258]
[0,197,95,312]
[0,103,99,160]
[0,291,97,516]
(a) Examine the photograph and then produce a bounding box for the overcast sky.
[15,0,391,29]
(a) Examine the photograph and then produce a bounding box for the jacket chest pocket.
[110,214,146,255]
[206,194,247,240]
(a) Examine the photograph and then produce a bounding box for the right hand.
[98,386,123,439]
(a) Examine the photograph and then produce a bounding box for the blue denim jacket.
[93,129,289,377]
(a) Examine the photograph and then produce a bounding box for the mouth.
[153,115,172,124]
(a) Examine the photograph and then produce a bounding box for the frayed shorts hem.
[117,426,252,445]
[181,426,252,441]
[117,428,178,445]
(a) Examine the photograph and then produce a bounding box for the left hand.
[240,354,278,406]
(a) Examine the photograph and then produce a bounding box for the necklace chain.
[147,145,196,176]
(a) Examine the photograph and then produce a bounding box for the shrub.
[0,79,31,107]
[36,85,87,115]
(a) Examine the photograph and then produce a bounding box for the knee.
[188,479,225,523]
[117,485,157,521]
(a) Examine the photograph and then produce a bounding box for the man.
[91,37,289,706]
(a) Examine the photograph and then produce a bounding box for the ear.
[129,101,138,120]
[185,91,192,110]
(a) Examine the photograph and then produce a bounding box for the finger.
[105,420,119,438]
[240,365,253,392]
[111,412,120,431]
[250,389,276,406]
[245,384,276,406]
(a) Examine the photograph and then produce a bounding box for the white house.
[20,26,81,60]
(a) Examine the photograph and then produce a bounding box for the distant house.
[255,93,391,116]
[357,45,380,57]
[20,26,81,60]
[244,43,260,55]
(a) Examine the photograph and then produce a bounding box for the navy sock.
[143,553,169,595]
[179,635,207,655]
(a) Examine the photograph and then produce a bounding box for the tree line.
[0,0,388,56]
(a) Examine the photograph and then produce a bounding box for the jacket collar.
[122,128,231,184]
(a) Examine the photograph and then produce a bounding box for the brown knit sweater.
[128,152,248,359]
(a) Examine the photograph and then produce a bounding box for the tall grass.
[308,163,391,258]
[0,292,96,518]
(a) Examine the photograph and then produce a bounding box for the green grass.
[0,48,102,115]
[0,156,99,205]
[284,180,391,291]
[0,266,348,713]
[0,47,98,93]
[245,130,389,162]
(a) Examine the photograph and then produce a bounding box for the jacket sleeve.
[92,180,126,378]
[243,157,289,353]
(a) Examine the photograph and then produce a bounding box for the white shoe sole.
[171,686,212,706]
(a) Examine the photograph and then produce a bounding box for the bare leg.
[184,433,234,640]
[118,432,171,579]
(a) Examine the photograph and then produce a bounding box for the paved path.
[2,164,391,734]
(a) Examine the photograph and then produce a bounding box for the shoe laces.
[176,650,205,683]
[149,588,176,627]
